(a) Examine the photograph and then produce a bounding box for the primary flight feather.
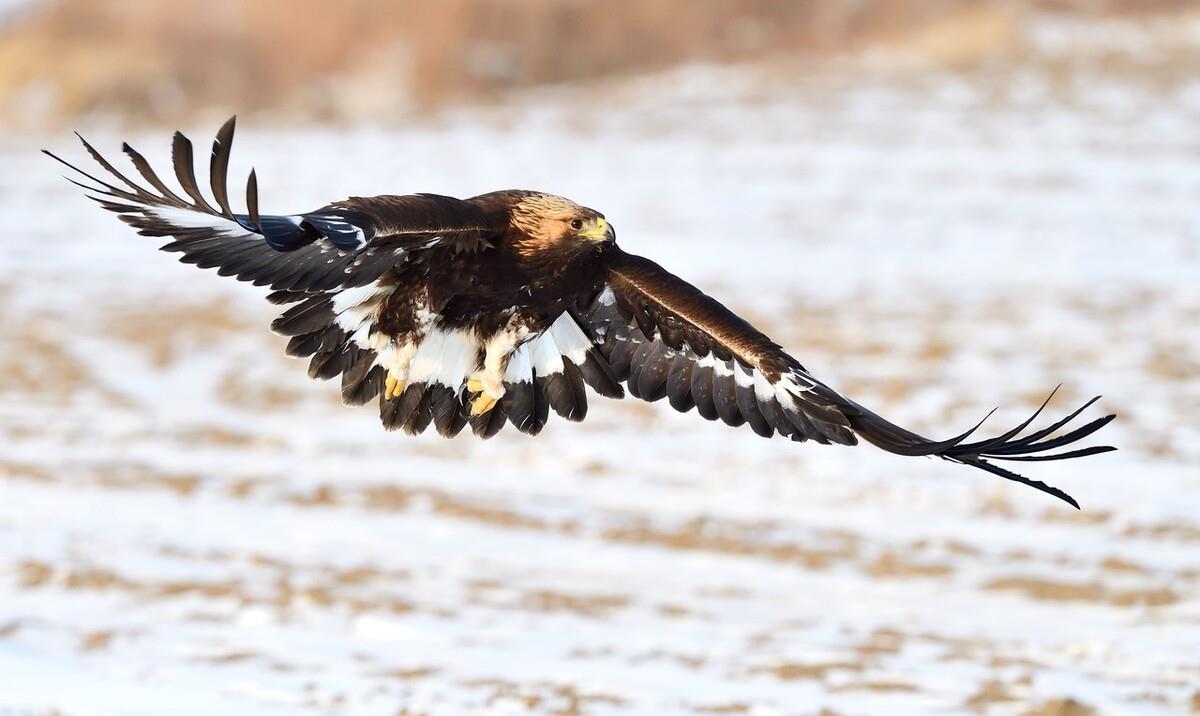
[45,117,1116,508]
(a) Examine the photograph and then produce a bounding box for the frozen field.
[2,17,1199,716]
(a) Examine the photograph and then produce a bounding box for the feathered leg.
[468,317,531,415]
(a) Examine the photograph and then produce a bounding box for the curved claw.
[470,393,498,416]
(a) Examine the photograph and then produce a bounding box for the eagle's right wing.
[44,116,498,293]
[47,117,511,412]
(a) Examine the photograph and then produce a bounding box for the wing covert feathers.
[588,249,1114,508]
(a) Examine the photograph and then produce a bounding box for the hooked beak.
[580,217,616,242]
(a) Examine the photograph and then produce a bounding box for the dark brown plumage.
[45,117,1116,508]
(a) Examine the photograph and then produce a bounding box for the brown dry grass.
[964,679,1018,710]
[101,296,253,368]
[752,661,864,682]
[458,679,627,715]
[1023,698,1096,716]
[18,557,421,616]
[1,0,1194,128]
[984,576,1179,607]
[602,519,858,570]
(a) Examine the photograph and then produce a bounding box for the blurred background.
[0,0,1197,128]
[1,2,1198,715]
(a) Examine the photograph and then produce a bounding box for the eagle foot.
[469,393,499,416]
[466,376,504,416]
[384,374,406,400]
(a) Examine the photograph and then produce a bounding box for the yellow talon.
[385,375,406,400]
[466,378,485,394]
[470,393,498,416]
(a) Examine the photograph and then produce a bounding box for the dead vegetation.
[1,0,1196,128]
[983,575,1179,607]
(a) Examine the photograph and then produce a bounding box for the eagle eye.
[569,219,584,230]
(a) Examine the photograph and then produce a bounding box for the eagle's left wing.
[580,248,1115,508]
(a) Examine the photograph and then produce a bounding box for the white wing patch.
[503,342,534,384]
[146,206,250,235]
[332,282,389,314]
[333,281,392,339]
[752,369,776,402]
[777,371,814,398]
[548,313,592,365]
[530,331,565,377]
[733,362,755,388]
[695,352,729,376]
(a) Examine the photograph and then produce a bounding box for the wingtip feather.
[848,386,1114,507]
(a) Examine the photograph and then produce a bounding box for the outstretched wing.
[582,249,1115,508]
[583,249,859,444]
[47,117,508,417]
[44,116,499,293]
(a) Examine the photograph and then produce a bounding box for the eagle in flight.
[46,118,1114,508]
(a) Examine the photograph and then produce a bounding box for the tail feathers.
[843,387,1115,509]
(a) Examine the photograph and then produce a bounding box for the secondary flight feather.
[45,117,1116,508]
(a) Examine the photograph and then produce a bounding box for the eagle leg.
[384,374,406,400]
[379,337,421,401]
[467,318,529,415]
[466,376,504,416]
[468,385,500,416]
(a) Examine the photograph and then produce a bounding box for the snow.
[1,19,1199,716]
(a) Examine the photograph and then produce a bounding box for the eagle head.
[509,193,615,256]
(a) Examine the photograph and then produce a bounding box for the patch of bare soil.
[965,679,1018,710]
[864,551,954,578]
[1023,698,1096,716]
[458,679,627,716]
[16,559,418,621]
[101,297,255,368]
[984,576,1178,607]
[602,518,858,570]
[750,661,864,682]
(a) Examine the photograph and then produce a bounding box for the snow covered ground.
[2,17,1199,716]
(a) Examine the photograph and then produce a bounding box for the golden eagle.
[46,118,1114,508]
